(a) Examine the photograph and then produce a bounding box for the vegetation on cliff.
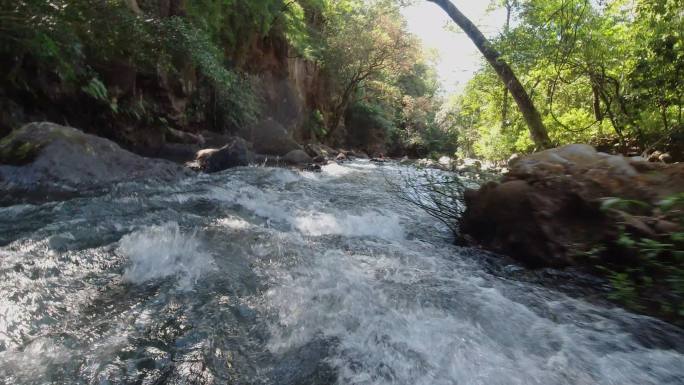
[0,0,452,156]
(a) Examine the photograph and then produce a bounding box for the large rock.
[194,137,253,173]
[250,118,302,156]
[0,122,188,204]
[281,149,312,165]
[304,143,336,159]
[460,144,684,267]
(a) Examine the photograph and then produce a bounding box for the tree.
[321,1,417,139]
[427,0,552,149]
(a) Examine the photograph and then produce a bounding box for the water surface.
[1,161,682,385]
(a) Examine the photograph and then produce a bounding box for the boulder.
[281,149,312,165]
[0,122,188,204]
[303,164,322,172]
[251,118,302,156]
[460,143,684,268]
[304,143,335,159]
[194,137,253,173]
[659,153,673,163]
[312,155,327,164]
[648,151,663,162]
[349,150,370,159]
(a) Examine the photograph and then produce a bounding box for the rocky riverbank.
[460,144,683,324]
[0,121,376,205]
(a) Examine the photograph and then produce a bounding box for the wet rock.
[303,163,322,172]
[281,149,312,165]
[438,156,453,167]
[0,122,188,204]
[659,153,673,163]
[461,143,684,268]
[250,118,302,156]
[312,155,327,164]
[335,152,347,162]
[349,150,370,159]
[648,151,662,162]
[155,142,202,163]
[304,143,335,159]
[194,137,253,173]
[507,153,521,167]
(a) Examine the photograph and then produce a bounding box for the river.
[1,160,682,385]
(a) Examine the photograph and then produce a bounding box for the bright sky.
[401,1,507,94]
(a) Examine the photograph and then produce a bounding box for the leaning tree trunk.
[427,0,552,149]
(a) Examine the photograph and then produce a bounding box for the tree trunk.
[427,0,552,149]
[501,1,512,128]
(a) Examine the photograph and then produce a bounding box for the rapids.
[0,161,682,385]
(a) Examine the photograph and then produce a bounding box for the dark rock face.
[194,137,253,173]
[250,118,302,156]
[0,122,188,204]
[460,144,684,268]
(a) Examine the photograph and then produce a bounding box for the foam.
[119,222,214,290]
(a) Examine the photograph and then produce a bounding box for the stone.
[304,143,335,159]
[281,149,312,165]
[349,150,370,159]
[195,137,253,173]
[312,155,327,164]
[459,143,684,269]
[0,122,187,204]
[303,164,322,172]
[659,153,673,163]
[648,151,663,162]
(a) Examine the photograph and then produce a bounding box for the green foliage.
[599,193,684,321]
[0,0,262,131]
[186,0,326,60]
[161,17,259,129]
[82,78,119,114]
[445,0,684,160]
[304,109,327,139]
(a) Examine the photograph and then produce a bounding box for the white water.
[0,160,682,385]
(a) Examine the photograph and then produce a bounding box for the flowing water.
[1,161,682,385]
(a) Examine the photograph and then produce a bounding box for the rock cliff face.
[241,33,326,144]
[460,144,684,267]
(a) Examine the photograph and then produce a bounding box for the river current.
[0,160,682,385]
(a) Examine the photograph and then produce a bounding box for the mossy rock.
[0,135,44,166]
[0,122,94,166]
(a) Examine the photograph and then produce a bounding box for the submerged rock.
[461,144,684,267]
[0,122,188,204]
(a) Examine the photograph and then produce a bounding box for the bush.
[599,194,684,322]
